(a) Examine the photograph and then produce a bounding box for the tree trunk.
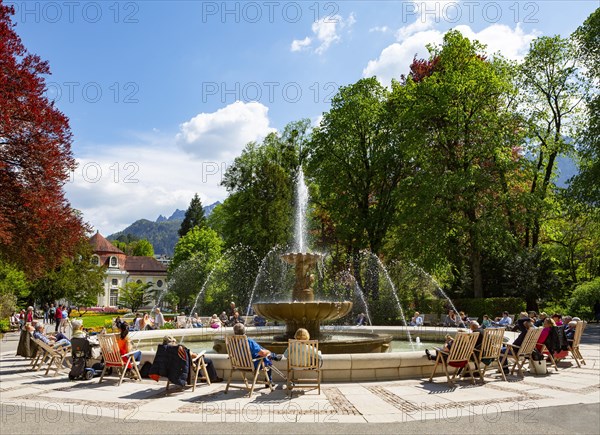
[471,247,483,298]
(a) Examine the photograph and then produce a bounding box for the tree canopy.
[0,4,88,279]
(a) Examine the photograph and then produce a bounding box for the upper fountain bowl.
[252,300,353,322]
[280,252,322,266]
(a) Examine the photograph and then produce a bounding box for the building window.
[156,280,163,288]
[111,279,118,287]
[110,256,118,267]
[90,255,99,266]
[110,289,118,306]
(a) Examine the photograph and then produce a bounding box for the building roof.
[125,256,167,274]
[89,231,125,254]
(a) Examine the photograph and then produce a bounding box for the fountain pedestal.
[252,252,353,339]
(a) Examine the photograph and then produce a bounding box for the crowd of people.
[424,310,584,376]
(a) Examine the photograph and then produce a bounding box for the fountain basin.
[212,330,392,354]
[130,326,518,382]
[252,301,353,339]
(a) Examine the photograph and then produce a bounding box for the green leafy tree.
[30,239,105,306]
[0,259,29,317]
[118,281,155,312]
[169,226,223,309]
[111,237,154,257]
[387,31,528,298]
[307,78,410,256]
[520,35,588,248]
[132,239,154,257]
[570,9,600,207]
[568,277,600,320]
[215,121,308,259]
[179,193,207,238]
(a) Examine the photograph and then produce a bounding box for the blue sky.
[7,0,599,234]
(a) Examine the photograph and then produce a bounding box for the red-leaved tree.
[0,2,88,279]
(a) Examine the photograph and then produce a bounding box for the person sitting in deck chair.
[33,324,70,348]
[233,323,282,381]
[283,328,322,366]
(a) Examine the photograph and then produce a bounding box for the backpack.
[531,348,544,361]
[69,358,86,380]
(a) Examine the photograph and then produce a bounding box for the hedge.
[452,297,526,320]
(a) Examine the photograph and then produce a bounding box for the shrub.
[568,278,600,320]
[452,297,526,320]
[0,319,10,333]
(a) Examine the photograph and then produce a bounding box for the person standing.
[154,307,165,329]
[43,303,49,324]
[54,305,63,332]
[26,306,34,323]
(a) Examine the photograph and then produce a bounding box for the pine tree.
[178,193,206,237]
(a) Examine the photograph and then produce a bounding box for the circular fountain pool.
[129,326,516,382]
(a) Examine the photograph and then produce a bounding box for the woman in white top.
[283,328,322,365]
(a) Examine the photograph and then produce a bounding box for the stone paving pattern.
[1,332,598,424]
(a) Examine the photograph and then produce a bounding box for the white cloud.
[363,29,443,85]
[453,23,538,60]
[65,143,227,235]
[67,102,276,235]
[364,24,538,86]
[290,13,356,55]
[175,101,275,161]
[291,37,312,52]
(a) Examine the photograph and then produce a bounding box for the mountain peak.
[168,209,186,221]
[108,201,221,256]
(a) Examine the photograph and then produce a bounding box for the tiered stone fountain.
[252,252,353,341]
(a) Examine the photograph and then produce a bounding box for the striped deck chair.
[503,327,543,377]
[286,339,321,396]
[474,328,506,383]
[97,334,141,386]
[224,335,273,397]
[428,332,479,386]
[568,321,587,368]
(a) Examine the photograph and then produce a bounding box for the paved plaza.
[0,327,598,434]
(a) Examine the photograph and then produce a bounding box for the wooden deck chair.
[97,334,141,386]
[568,321,587,367]
[536,329,560,373]
[31,338,72,376]
[224,335,273,397]
[474,328,506,383]
[176,316,190,329]
[503,327,542,377]
[286,339,321,396]
[428,332,479,385]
